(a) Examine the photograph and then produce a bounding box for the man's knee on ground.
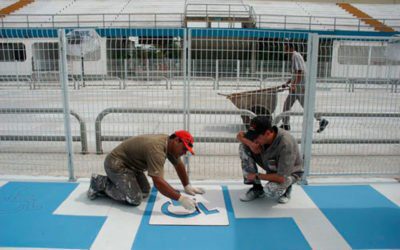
[125,192,143,206]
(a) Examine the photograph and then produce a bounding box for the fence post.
[184,29,190,173]
[124,58,127,89]
[58,29,76,182]
[15,60,19,85]
[146,59,150,82]
[260,60,264,87]
[215,59,219,89]
[236,59,240,89]
[301,33,319,185]
[282,60,285,81]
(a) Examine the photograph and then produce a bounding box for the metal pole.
[58,29,75,181]
[81,56,85,87]
[146,59,150,82]
[301,33,319,185]
[124,58,127,89]
[184,29,190,172]
[260,60,264,87]
[215,59,219,90]
[15,60,19,85]
[236,59,240,89]
[366,46,371,88]
[282,60,285,80]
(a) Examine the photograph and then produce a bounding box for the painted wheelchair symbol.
[161,199,219,218]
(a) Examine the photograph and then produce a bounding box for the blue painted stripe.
[0,28,184,38]
[132,186,311,250]
[0,182,106,249]
[97,28,184,37]
[0,28,59,38]
[1,27,397,39]
[303,185,400,249]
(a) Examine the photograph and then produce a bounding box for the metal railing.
[0,108,88,153]
[2,13,399,31]
[273,111,400,144]
[184,4,254,19]
[95,107,256,154]
[1,13,185,28]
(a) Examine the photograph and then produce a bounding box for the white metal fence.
[0,28,399,180]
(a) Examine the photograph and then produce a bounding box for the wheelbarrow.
[218,85,287,127]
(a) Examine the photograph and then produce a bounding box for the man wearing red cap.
[87,130,205,211]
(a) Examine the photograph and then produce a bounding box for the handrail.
[0,108,88,153]
[1,13,399,31]
[95,108,256,154]
[273,111,400,144]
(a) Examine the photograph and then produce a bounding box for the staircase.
[337,3,395,32]
[0,0,35,17]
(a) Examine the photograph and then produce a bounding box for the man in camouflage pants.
[237,116,303,204]
[87,130,205,211]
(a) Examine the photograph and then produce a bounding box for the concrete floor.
[0,177,399,250]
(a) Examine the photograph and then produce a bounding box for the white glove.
[184,184,205,196]
[178,195,196,211]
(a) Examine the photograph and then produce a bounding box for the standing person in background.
[87,130,205,211]
[281,39,329,133]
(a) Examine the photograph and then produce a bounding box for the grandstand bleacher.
[1,0,399,32]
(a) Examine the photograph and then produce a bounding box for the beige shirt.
[110,134,179,177]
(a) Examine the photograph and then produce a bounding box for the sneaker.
[240,187,265,202]
[317,119,329,133]
[278,195,290,204]
[278,185,292,204]
[87,174,99,200]
[279,124,291,131]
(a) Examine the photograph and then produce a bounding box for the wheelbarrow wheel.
[241,106,271,129]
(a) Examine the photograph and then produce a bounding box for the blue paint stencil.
[303,185,400,249]
[132,186,311,250]
[0,182,106,249]
[161,200,200,218]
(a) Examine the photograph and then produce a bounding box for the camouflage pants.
[239,144,294,199]
[93,154,150,206]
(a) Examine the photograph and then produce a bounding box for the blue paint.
[160,199,220,218]
[97,28,184,38]
[303,185,400,249]
[132,186,311,250]
[0,182,106,249]
[161,200,200,218]
[1,27,397,39]
[197,202,219,215]
[189,28,398,38]
[0,28,59,38]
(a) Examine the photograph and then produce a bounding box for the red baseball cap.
[174,130,195,155]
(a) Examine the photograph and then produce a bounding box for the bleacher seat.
[1,0,398,31]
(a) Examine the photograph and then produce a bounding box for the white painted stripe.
[54,183,145,250]
[371,183,400,206]
[229,184,351,250]
[0,181,7,187]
